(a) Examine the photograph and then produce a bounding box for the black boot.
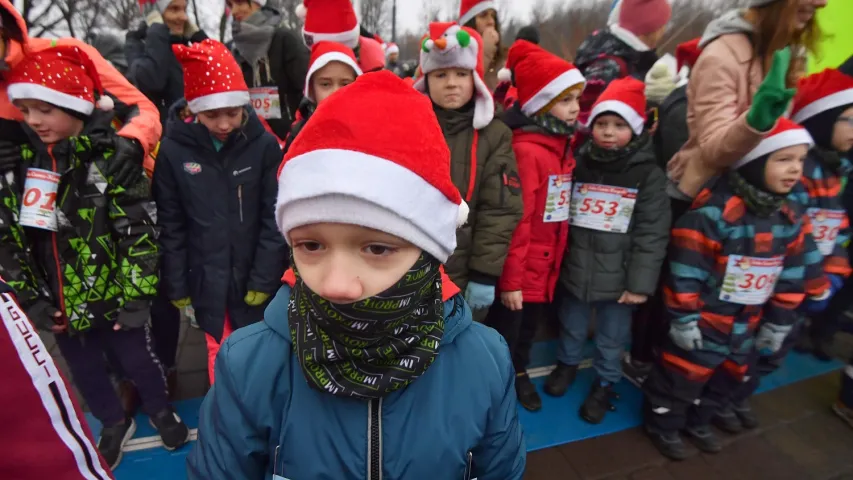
[515,373,542,412]
[683,424,723,453]
[645,427,688,461]
[98,417,136,470]
[732,399,759,429]
[544,363,578,397]
[621,355,652,388]
[712,404,743,434]
[150,407,190,451]
[579,380,619,424]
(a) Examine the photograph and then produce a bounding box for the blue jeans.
[556,292,633,384]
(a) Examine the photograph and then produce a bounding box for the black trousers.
[485,300,547,373]
[150,288,181,371]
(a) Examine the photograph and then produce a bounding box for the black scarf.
[727,170,786,218]
[288,253,445,399]
[580,132,650,172]
[531,112,576,136]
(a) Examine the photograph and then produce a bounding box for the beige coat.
[668,33,767,198]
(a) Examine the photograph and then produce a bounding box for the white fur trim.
[610,24,651,52]
[458,1,496,26]
[472,73,494,129]
[187,90,250,113]
[304,52,363,102]
[457,199,469,227]
[521,68,586,116]
[97,95,114,111]
[588,99,644,135]
[792,88,853,123]
[385,44,399,57]
[497,67,512,83]
[303,24,360,49]
[7,83,94,115]
[295,3,306,20]
[734,129,814,168]
[276,149,463,263]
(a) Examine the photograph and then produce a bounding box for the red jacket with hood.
[498,109,574,303]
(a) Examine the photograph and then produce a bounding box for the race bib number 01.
[20,168,60,232]
[719,255,784,305]
[807,208,844,257]
[249,86,282,120]
[544,174,572,223]
[569,183,637,233]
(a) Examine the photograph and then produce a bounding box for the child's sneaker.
[683,424,722,453]
[98,417,136,469]
[150,407,190,450]
[712,405,743,434]
[544,362,577,397]
[580,380,618,424]
[514,373,542,412]
[732,399,759,429]
[833,400,853,428]
[645,427,688,461]
[621,354,652,388]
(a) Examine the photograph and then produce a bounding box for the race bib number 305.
[569,183,637,233]
[249,86,282,120]
[807,208,844,257]
[719,255,784,305]
[20,168,60,232]
[544,174,572,223]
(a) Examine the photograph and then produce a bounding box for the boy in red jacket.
[485,39,585,411]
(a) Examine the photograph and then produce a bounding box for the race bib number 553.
[719,255,784,305]
[569,183,637,233]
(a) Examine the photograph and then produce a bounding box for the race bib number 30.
[807,208,844,257]
[544,174,572,223]
[719,255,784,305]
[20,168,60,232]
[249,86,282,120]
[569,183,637,233]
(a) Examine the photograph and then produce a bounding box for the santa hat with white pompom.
[276,71,469,263]
[7,45,115,115]
[296,0,360,49]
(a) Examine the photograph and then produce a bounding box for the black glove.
[96,136,145,186]
[0,140,25,173]
[26,300,61,331]
[117,301,151,329]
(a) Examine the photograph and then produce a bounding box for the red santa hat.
[792,68,853,123]
[296,0,360,50]
[385,42,399,58]
[734,118,814,168]
[304,41,362,103]
[413,23,494,130]
[675,38,702,71]
[276,71,468,263]
[500,39,585,116]
[172,39,250,114]
[587,77,646,135]
[458,0,496,26]
[7,45,114,115]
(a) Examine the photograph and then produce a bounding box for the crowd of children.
[1,0,852,476]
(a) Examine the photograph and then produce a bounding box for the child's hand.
[245,291,270,307]
[501,291,523,311]
[618,291,647,305]
[49,311,67,334]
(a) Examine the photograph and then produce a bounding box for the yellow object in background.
[809,1,853,72]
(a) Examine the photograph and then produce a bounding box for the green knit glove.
[171,297,191,309]
[746,47,796,132]
[244,291,270,307]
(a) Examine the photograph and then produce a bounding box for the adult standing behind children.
[125,0,208,127]
[154,39,287,384]
[415,22,523,316]
[228,0,308,139]
[458,0,506,92]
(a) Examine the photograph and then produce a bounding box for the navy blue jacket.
[153,101,286,341]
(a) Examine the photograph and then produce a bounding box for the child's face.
[311,62,357,105]
[831,106,853,153]
[289,223,423,304]
[764,144,807,194]
[14,99,84,144]
[547,88,582,125]
[427,68,475,110]
[197,107,243,141]
[592,113,633,150]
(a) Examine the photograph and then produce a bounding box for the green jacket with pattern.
[0,112,159,333]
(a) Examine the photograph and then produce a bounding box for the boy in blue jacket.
[187,72,525,480]
[153,39,287,383]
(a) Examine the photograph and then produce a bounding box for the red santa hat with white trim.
[296,0,360,50]
[791,68,853,123]
[499,39,585,116]
[458,0,496,26]
[304,41,362,103]
[173,39,250,114]
[587,77,647,135]
[733,118,814,168]
[385,42,399,58]
[6,45,115,115]
[414,22,494,130]
[276,71,468,263]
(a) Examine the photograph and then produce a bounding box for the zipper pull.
[463,451,473,480]
[238,185,244,223]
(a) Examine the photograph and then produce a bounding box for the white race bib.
[807,208,843,257]
[569,183,637,233]
[543,174,572,223]
[249,86,282,120]
[20,168,60,232]
[719,255,784,305]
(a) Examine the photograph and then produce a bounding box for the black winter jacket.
[153,101,287,341]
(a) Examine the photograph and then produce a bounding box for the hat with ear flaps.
[413,22,494,130]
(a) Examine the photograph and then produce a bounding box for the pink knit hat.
[618,0,671,37]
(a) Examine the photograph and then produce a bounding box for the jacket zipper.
[238,185,244,223]
[47,146,66,319]
[463,451,473,480]
[367,398,383,480]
